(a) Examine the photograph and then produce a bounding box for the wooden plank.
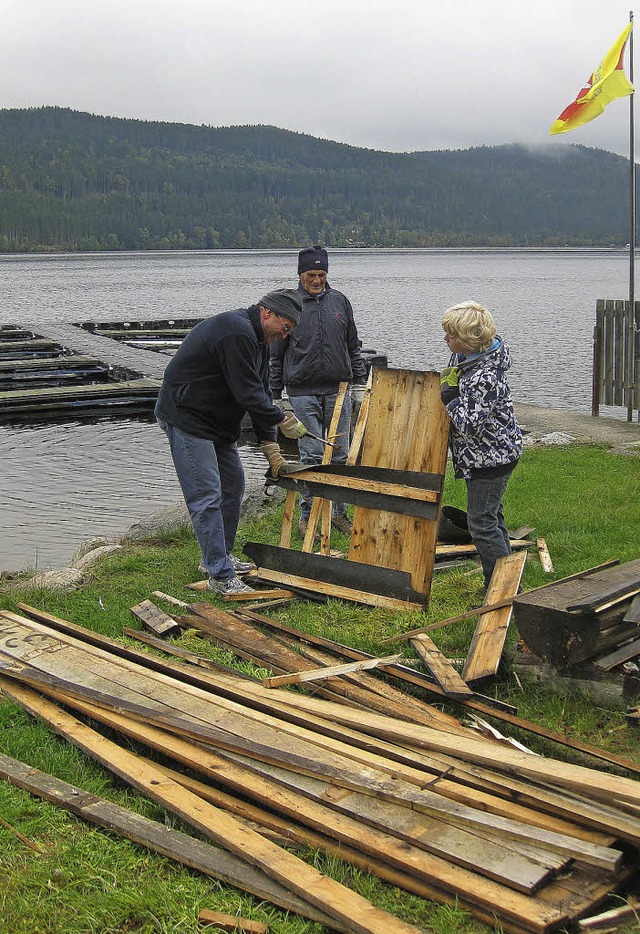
[302,382,348,553]
[565,573,640,614]
[410,635,473,698]
[151,592,191,608]
[0,752,334,927]
[346,370,372,466]
[436,539,531,557]
[10,602,640,816]
[289,469,440,502]
[514,559,640,667]
[462,552,527,683]
[0,377,160,400]
[248,566,425,611]
[262,655,404,688]
[3,686,583,934]
[593,636,640,671]
[234,606,640,776]
[1,652,631,871]
[279,490,297,548]
[185,580,294,600]
[130,600,180,637]
[187,606,457,726]
[198,909,268,932]
[536,539,554,574]
[383,597,516,643]
[1,680,423,934]
[623,593,640,624]
[578,900,640,931]
[2,615,631,867]
[10,680,604,891]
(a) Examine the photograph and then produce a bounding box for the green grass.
[0,443,639,933]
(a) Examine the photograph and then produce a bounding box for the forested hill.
[0,106,633,252]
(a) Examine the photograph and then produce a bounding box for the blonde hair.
[441,301,496,353]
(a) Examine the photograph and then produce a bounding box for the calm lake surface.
[0,248,633,572]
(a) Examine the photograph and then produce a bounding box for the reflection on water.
[0,416,268,573]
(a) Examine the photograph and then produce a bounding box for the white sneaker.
[207,575,256,595]
[229,554,255,575]
[199,555,255,577]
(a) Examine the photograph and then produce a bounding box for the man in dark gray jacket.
[270,246,368,537]
[155,289,307,595]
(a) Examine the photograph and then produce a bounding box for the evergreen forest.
[0,106,634,252]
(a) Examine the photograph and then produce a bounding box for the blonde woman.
[440,301,523,590]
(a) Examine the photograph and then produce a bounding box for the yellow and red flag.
[550,22,634,134]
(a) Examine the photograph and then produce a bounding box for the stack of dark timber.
[513,559,640,705]
[1,603,639,934]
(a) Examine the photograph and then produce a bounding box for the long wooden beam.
[0,751,334,927]
[0,679,423,934]
[236,608,640,775]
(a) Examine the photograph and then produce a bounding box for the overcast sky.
[1,1,637,158]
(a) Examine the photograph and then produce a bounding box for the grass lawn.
[0,443,638,934]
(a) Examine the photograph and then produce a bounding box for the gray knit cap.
[259,288,302,326]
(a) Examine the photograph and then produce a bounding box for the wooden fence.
[592,299,640,417]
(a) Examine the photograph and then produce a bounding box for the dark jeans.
[157,417,244,581]
[289,390,351,520]
[465,468,514,588]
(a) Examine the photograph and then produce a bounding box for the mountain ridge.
[0,106,633,252]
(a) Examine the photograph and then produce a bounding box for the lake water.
[0,248,633,572]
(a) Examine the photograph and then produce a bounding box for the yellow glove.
[278,411,308,439]
[439,366,460,406]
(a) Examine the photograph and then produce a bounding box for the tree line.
[0,106,633,252]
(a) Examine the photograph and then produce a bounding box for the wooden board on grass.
[410,634,473,698]
[462,551,527,683]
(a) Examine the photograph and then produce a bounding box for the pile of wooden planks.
[0,604,639,933]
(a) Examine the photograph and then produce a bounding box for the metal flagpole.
[628,9,637,421]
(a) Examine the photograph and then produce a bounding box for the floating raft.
[0,319,387,423]
[0,320,187,422]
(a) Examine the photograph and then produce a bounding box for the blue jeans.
[289,391,351,520]
[157,418,244,580]
[465,469,514,588]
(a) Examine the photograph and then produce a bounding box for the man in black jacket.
[155,289,307,595]
[270,246,368,537]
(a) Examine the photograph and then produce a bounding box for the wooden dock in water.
[0,319,387,423]
[0,319,195,421]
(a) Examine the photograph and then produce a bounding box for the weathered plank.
[623,593,640,624]
[410,634,473,697]
[0,751,334,927]
[462,552,527,683]
[130,599,180,636]
[2,684,583,933]
[1,680,424,934]
[234,606,640,774]
[262,655,403,688]
[536,539,555,574]
[383,597,516,643]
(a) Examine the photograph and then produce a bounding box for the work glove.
[351,383,367,405]
[260,441,287,478]
[278,411,308,439]
[439,366,460,406]
[260,441,304,479]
